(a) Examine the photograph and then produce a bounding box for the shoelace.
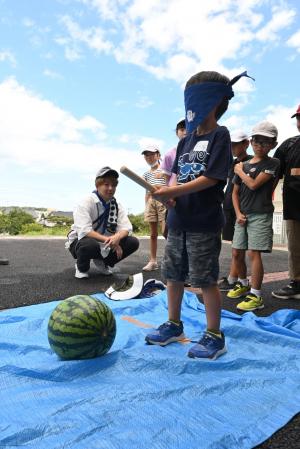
[233,282,243,291]
[158,322,172,331]
[198,333,215,344]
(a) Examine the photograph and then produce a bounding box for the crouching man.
[67,167,139,278]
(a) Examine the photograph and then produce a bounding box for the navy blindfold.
[184,71,255,133]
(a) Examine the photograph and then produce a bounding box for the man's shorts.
[161,229,221,288]
[222,209,236,242]
[144,197,166,223]
[232,212,273,253]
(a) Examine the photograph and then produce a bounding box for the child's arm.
[232,184,247,226]
[153,175,218,201]
[234,162,274,190]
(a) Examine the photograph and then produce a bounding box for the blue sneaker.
[188,331,227,360]
[145,321,185,346]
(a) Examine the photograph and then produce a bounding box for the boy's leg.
[202,285,222,331]
[145,280,186,346]
[232,248,247,279]
[248,250,264,290]
[145,230,188,345]
[227,222,250,298]
[183,231,226,360]
[236,249,264,311]
[236,213,272,311]
[167,281,185,322]
[227,248,250,298]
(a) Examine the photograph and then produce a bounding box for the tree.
[3,208,35,235]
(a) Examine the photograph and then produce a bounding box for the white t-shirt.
[68,192,132,244]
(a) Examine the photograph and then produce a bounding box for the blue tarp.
[0,291,299,449]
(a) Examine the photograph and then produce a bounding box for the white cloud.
[135,95,153,109]
[255,6,295,41]
[56,15,112,59]
[0,77,159,177]
[263,104,299,143]
[287,29,300,53]
[0,50,17,67]
[43,69,63,79]
[22,17,35,28]
[63,0,296,103]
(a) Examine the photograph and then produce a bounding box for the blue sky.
[0,0,300,214]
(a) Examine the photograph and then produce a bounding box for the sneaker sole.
[145,333,186,346]
[236,304,264,311]
[272,292,300,300]
[188,346,227,360]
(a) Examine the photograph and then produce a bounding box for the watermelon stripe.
[48,296,116,360]
[50,316,100,334]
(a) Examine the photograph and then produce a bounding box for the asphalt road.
[0,236,299,448]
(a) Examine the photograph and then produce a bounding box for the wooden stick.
[120,166,156,193]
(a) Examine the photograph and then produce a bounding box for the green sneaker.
[237,293,264,311]
[227,281,250,299]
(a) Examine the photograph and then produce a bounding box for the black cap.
[291,104,300,118]
[95,167,119,179]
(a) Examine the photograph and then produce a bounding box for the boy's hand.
[234,162,244,175]
[236,212,247,226]
[166,198,176,208]
[153,186,174,202]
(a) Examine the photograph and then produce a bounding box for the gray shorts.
[161,229,221,288]
[232,212,273,253]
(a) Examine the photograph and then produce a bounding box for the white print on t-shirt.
[192,141,209,153]
[265,169,276,175]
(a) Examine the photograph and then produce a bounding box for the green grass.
[21,226,70,236]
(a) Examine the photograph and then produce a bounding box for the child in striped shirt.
[141,145,167,271]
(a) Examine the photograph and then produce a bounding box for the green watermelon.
[48,295,116,360]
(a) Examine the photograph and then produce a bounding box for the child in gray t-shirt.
[227,121,280,311]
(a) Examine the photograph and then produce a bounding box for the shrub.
[128,213,149,235]
[1,208,35,235]
[21,223,44,234]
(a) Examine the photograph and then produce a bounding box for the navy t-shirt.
[167,126,232,232]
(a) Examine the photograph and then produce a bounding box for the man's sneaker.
[272,281,300,300]
[218,277,236,292]
[188,331,227,360]
[145,321,185,346]
[93,259,113,276]
[237,293,264,311]
[75,264,89,279]
[227,281,250,299]
[0,258,9,265]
